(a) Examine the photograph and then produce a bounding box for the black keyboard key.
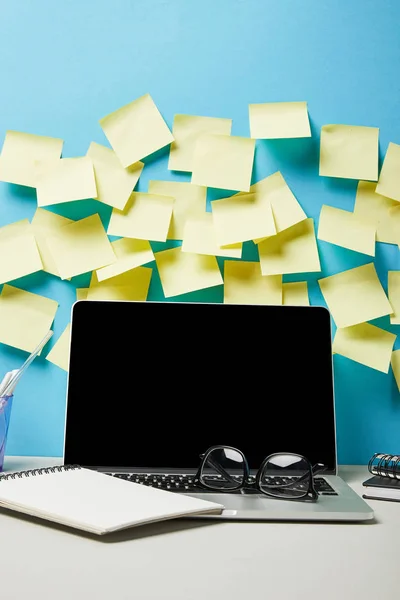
[106,473,338,497]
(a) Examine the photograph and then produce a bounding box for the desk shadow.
[0,506,222,543]
[218,515,378,526]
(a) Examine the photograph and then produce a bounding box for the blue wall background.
[0,0,400,463]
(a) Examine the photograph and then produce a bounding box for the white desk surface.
[1,458,399,600]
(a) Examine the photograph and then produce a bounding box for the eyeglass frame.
[194,445,325,501]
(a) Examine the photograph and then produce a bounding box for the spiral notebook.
[0,465,224,534]
[363,453,400,502]
[367,453,400,479]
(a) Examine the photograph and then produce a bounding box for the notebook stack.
[362,453,400,502]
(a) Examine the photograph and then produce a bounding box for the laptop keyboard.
[106,473,338,495]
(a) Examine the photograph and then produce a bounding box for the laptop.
[64,301,374,522]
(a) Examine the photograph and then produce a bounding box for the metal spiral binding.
[0,464,81,481]
[368,453,400,479]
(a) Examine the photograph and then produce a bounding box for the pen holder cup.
[0,395,13,473]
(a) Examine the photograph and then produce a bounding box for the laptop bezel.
[63,301,338,476]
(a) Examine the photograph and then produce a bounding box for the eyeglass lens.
[259,454,312,498]
[200,447,245,490]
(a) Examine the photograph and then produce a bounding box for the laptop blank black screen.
[64,302,336,472]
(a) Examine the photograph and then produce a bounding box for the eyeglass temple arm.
[299,463,327,487]
[266,462,327,490]
[205,454,240,485]
[202,456,326,489]
[312,463,326,474]
[308,464,326,495]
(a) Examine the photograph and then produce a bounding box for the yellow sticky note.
[353,181,400,245]
[317,205,376,256]
[0,285,58,353]
[99,93,174,168]
[87,267,152,301]
[0,219,43,284]
[31,208,73,276]
[87,284,149,302]
[223,261,282,305]
[96,238,154,282]
[211,192,276,246]
[388,272,400,325]
[249,101,311,139]
[76,288,89,301]
[155,246,223,298]
[318,263,392,328]
[46,214,116,279]
[191,134,255,192]
[258,218,320,276]
[333,323,396,373]
[238,172,307,236]
[0,131,63,188]
[0,218,31,236]
[36,157,97,207]
[87,142,144,211]
[376,142,400,202]
[90,267,151,290]
[319,124,379,181]
[391,350,400,391]
[182,213,242,258]
[282,281,309,306]
[107,192,174,242]
[148,180,207,240]
[46,323,71,371]
[90,268,145,288]
[168,114,232,172]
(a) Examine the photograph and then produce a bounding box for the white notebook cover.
[0,467,224,534]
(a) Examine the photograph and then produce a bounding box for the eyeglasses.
[194,446,326,501]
